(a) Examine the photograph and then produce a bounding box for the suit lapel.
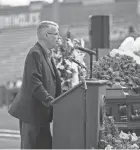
[44,53,56,79]
[36,42,56,79]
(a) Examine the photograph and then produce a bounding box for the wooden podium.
[51,80,107,149]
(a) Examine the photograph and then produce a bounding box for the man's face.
[45,25,60,49]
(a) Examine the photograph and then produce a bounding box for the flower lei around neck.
[53,38,87,92]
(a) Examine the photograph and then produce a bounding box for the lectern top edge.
[50,82,82,105]
[50,80,108,105]
[86,79,108,85]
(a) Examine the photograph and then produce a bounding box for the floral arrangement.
[53,38,87,92]
[98,99,140,149]
[99,116,140,149]
[91,53,140,87]
[90,36,140,88]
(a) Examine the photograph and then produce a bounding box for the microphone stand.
[87,51,95,79]
[90,54,93,79]
[74,45,96,79]
[69,45,96,148]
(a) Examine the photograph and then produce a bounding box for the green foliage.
[88,54,140,87]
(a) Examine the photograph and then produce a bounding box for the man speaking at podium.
[8,21,62,149]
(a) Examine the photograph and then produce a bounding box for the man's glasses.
[47,32,59,36]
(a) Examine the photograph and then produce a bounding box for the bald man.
[8,21,62,149]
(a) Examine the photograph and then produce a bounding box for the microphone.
[67,56,87,69]
[75,45,96,55]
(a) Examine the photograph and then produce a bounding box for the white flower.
[59,65,64,70]
[56,58,63,66]
[105,145,113,150]
[64,59,71,65]
[132,132,137,137]
[66,70,72,74]
[55,52,62,59]
[130,143,139,149]
[119,36,135,52]
[109,49,120,57]
[73,52,86,67]
[134,37,140,52]
[66,38,74,48]
[131,132,138,142]
[119,130,129,140]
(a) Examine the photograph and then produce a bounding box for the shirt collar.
[37,42,53,59]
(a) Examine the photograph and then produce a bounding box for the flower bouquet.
[53,37,87,92]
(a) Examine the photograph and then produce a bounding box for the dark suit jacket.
[8,42,62,126]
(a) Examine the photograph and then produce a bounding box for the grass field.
[0,108,20,149]
[0,108,19,130]
[0,138,20,149]
[0,108,53,149]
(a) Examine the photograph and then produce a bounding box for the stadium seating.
[0,27,37,84]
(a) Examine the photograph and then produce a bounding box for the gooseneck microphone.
[67,56,87,70]
[74,45,96,55]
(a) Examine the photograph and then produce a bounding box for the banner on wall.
[0,12,41,29]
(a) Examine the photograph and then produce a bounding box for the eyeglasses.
[47,32,59,36]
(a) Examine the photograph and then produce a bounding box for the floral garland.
[53,38,87,92]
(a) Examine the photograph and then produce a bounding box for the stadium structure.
[0,0,139,85]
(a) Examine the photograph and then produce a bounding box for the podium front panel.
[52,80,107,149]
[53,86,85,149]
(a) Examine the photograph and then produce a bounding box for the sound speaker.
[89,15,110,49]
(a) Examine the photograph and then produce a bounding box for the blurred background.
[0,0,139,148]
